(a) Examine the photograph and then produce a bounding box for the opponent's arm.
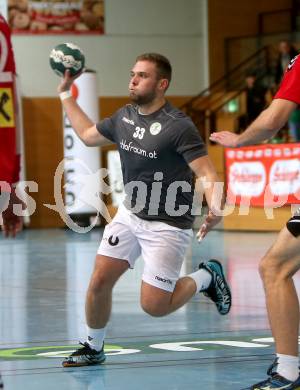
[58,70,110,147]
[1,186,24,238]
[210,99,297,147]
[189,155,224,241]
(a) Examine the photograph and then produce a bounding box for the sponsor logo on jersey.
[120,139,158,159]
[150,122,162,135]
[287,55,299,71]
[122,116,135,126]
[0,87,15,128]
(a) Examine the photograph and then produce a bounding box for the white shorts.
[97,205,193,292]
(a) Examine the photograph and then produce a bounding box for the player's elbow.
[81,133,106,147]
[80,124,104,147]
[81,135,94,146]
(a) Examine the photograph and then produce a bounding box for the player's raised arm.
[49,43,110,147]
[57,70,110,147]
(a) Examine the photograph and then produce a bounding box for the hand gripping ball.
[49,43,85,77]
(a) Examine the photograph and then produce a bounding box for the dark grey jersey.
[96,101,207,229]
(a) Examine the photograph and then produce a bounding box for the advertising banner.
[8,0,104,34]
[225,143,300,207]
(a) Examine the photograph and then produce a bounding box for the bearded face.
[129,88,157,105]
[129,61,162,106]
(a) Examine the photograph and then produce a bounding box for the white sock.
[188,269,212,293]
[86,325,106,351]
[276,353,299,382]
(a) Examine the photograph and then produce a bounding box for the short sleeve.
[96,108,123,143]
[173,122,207,163]
[274,55,300,105]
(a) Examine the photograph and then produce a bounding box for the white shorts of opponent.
[98,204,193,292]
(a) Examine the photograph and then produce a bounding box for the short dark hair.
[135,53,172,84]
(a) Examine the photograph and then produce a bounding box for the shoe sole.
[62,356,106,368]
[206,259,232,315]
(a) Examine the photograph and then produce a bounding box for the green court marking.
[0,344,120,360]
[0,336,277,361]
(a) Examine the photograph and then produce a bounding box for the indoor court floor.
[1,227,298,389]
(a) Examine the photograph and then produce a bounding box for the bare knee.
[88,256,129,296]
[89,272,111,292]
[88,271,115,297]
[259,255,274,280]
[141,299,169,317]
[259,255,293,286]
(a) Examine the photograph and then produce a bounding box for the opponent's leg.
[261,230,300,354]
[243,225,300,389]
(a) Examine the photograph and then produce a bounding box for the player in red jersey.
[210,54,300,389]
[0,12,23,387]
[0,13,23,240]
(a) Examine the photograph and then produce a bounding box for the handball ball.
[49,43,85,77]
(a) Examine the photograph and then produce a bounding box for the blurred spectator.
[275,40,298,85]
[237,72,267,133]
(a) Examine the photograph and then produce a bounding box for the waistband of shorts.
[119,203,192,233]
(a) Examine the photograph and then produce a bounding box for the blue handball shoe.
[241,358,300,389]
[199,259,231,315]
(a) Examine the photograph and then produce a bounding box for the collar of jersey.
[136,101,170,118]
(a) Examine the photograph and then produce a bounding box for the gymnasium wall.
[11,0,209,97]
[208,0,292,82]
